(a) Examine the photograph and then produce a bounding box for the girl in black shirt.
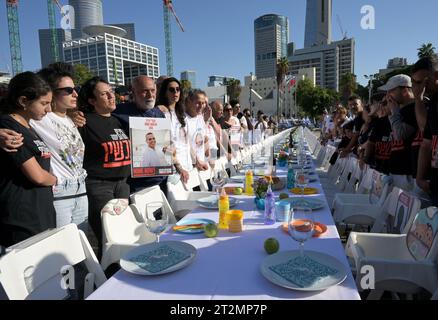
[0,72,57,247]
[78,77,131,259]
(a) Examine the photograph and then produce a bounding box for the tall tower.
[254,14,289,79]
[304,0,332,48]
[68,0,103,39]
[6,0,23,76]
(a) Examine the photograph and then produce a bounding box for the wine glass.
[144,202,169,243]
[211,167,227,195]
[295,170,309,196]
[287,206,314,258]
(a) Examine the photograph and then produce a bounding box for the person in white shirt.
[31,62,88,230]
[185,90,209,171]
[142,132,168,167]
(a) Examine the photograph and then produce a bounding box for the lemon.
[279,193,289,200]
[264,238,280,254]
[234,187,243,195]
[204,223,218,238]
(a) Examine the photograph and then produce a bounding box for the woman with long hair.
[156,77,191,183]
[30,62,88,230]
[78,76,131,258]
[0,72,57,246]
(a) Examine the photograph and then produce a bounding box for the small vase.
[254,197,265,210]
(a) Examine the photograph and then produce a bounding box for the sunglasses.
[55,86,80,95]
[168,87,180,93]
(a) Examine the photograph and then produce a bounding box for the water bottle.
[264,184,276,225]
[287,162,295,189]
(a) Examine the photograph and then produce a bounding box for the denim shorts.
[53,180,88,230]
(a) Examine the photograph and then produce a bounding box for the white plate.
[261,250,347,291]
[120,241,197,276]
[196,195,238,209]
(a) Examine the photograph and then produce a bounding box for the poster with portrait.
[130,117,173,178]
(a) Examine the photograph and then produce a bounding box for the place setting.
[120,202,197,276]
[261,207,347,291]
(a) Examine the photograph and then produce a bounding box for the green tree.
[296,79,338,118]
[276,57,289,118]
[418,43,436,59]
[339,73,357,105]
[225,78,241,101]
[180,79,192,97]
[72,64,94,86]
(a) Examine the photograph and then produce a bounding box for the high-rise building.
[69,0,104,39]
[111,23,136,41]
[180,70,196,88]
[38,29,72,68]
[207,75,237,87]
[254,14,290,79]
[288,38,355,91]
[304,0,332,48]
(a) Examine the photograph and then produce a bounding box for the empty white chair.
[100,199,159,271]
[167,169,215,217]
[332,171,393,226]
[346,207,438,299]
[198,164,213,191]
[0,224,106,300]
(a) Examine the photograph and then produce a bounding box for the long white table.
[88,141,360,300]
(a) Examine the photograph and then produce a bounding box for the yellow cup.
[226,210,244,233]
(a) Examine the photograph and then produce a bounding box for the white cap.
[378,74,412,91]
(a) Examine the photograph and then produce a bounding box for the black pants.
[86,178,130,260]
[0,224,34,248]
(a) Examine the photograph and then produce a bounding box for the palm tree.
[339,73,357,104]
[418,43,436,59]
[276,57,289,119]
[180,79,192,97]
[225,79,241,101]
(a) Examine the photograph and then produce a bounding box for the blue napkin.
[269,255,339,288]
[130,245,191,273]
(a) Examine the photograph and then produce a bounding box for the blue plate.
[175,218,215,234]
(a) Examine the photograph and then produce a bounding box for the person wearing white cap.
[378,74,417,191]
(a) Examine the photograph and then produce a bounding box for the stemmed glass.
[287,206,314,258]
[144,202,169,243]
[211,167,227,196]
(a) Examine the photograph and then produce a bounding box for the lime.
[279,193,289,200]
[234,187,243,195]
[204,223,218,238]
[264,238,280,254]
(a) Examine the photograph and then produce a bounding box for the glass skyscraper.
[254,14,290,79]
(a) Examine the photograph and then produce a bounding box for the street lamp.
[364,74,376,104]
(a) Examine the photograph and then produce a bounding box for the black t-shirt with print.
[388,103,417,175]
[0,115,56,243]
[423,93,438,195]
[79,113,131,180]
[368,116,392,174]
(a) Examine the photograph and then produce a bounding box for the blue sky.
[1,0,437,87]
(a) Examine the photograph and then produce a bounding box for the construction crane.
[48,0,63,63]
[337,14,348,40]
[6,0,23,76]
[163,0,184,77]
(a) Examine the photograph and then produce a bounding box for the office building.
[304,0,332,48]
[181,70,197,88]
[379,57,409,77]
[288,38,355,91]
[254,14,290,79]
[207,75,237,87]
[38,29,72,68]
[63,28,159,86]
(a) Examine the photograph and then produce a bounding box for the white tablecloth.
[89,160,360,300]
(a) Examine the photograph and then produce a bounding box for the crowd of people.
[0,63,278,258]
[320,56,438,208]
